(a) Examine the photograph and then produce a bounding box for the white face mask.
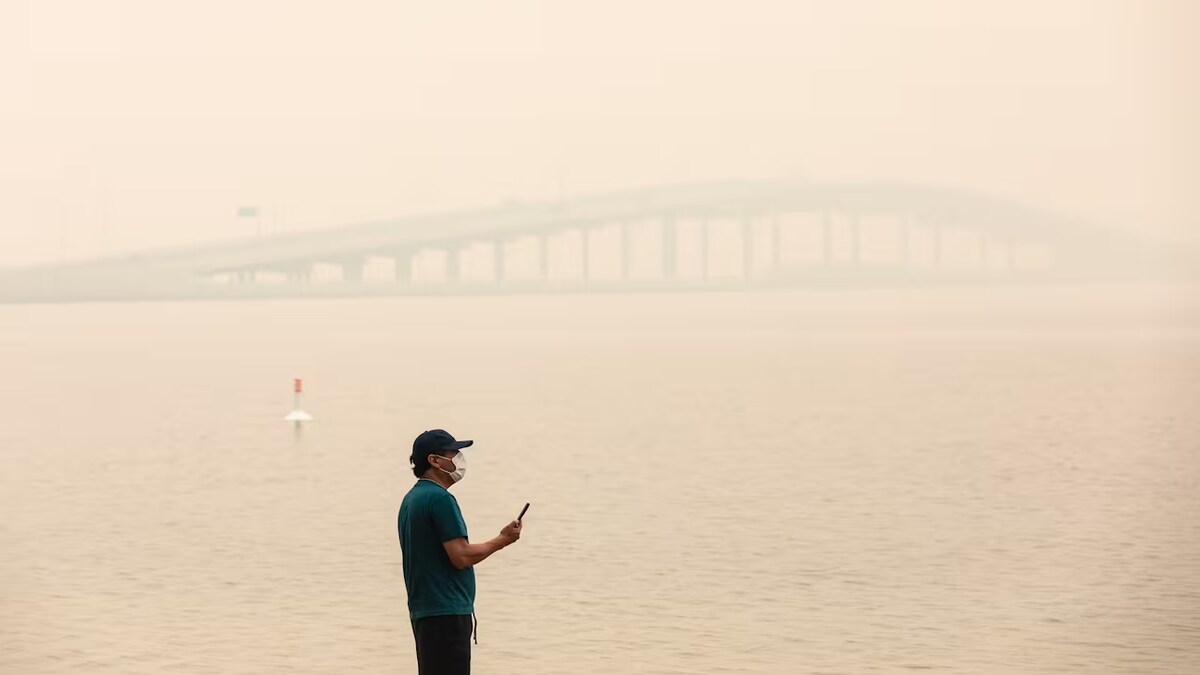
[435,451,466,483]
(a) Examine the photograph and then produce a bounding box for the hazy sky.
[1,0,1196,265]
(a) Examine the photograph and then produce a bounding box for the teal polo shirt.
[398,479,476,620]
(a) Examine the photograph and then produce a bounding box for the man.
[398,429,522,675]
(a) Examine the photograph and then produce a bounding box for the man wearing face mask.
[398,429,522,675]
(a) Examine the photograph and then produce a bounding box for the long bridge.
[0,180,1191,303]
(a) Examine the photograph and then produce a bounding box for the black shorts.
[411,614,473,675]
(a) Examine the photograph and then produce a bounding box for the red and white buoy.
[284,378,313,421]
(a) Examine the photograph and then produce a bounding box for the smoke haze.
[1,0,1197,265]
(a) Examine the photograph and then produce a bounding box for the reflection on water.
[1,288,1198,674]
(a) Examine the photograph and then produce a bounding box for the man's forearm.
[461,537,511,567]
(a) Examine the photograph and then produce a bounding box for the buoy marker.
[285,378,314,422]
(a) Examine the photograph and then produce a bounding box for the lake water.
[1,287,1198,674]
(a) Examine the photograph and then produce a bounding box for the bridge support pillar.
[621,222,632,280]
[742,216,754,278]
[662,218,677,279]
[539,235,549,279]
[493,240,505,284]
[771,214,781,271]
[850,213,861,265]
[581,228,590,284]
[821,211,832,265]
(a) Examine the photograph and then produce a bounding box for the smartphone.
[518,503,530,522]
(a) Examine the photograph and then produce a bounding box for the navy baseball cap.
[411,429,473,468]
